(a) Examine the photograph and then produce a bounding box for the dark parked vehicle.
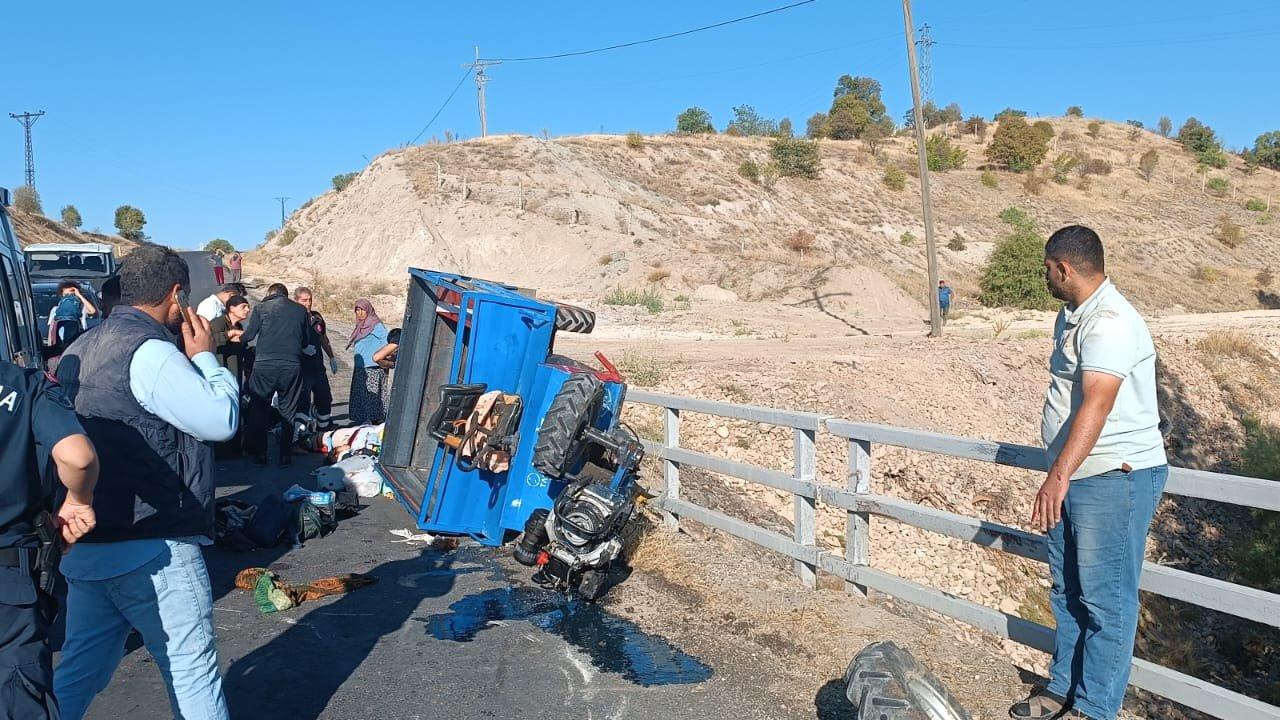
[0,189,44,366]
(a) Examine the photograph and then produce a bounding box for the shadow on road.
[222,548,459,719]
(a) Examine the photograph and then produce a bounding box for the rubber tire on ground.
[532,374,604,479]
[554,303,595,334]
[577,567,608,601]
[844,641,972,720]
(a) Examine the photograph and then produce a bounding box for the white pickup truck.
[23,242,118,342]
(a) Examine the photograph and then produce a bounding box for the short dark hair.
[219,283,245,296]
[119,246,190,306]
[266,282,288,298]
[1045,225,1105,275]
[226,295,249,309]
[57,279,80,293]
[100,275,122,303]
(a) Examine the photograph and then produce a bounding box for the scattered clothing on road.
[235,568,377,614]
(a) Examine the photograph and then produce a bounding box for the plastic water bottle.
[282,485,334,507]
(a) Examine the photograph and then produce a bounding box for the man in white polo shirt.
[1010,225,1168,720]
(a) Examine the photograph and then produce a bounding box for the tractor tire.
[554,303,595,334]
[844,641,971,720]
[532,374,604,479]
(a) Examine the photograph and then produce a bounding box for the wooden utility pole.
[902,0,942,337]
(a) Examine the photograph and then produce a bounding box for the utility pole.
[464,47,502,137]
[274,196,290,228]
[9,110,46,188]
[902,0,942,338]
[915,24,934,104]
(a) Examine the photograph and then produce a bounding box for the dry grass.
[619,350,667,386]
[647,268,671,283]
[785,229,815,253]
[1197,331,1276,366]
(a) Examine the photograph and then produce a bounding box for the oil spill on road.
[424,586,713,686]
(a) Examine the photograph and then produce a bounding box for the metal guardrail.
[626,389,1280,720]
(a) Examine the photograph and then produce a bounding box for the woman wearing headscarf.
[347,298,390,424]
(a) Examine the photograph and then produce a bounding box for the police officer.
[0,360,99,719]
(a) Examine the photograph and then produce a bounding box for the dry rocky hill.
[9,208,139,255]
[255,116,1279,328]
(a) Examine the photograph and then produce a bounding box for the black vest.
[57,307,215,542]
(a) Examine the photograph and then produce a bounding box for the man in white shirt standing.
[195,283,245,322]
[54,246,238,720]
[1010,226,1168,720]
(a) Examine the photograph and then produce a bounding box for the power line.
[938,27,1280,51]
[486,0,819,62]
[408,67,474,145]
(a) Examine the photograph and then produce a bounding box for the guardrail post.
[845,438,871,597]
[793,428,817,588]
[662,408,681,530]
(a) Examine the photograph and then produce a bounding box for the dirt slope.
[255,116,1279,326]
[9,208,139,255]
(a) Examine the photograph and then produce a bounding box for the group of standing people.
[195,281,398,466]
[207,249,242,286]
[0,244,407,719]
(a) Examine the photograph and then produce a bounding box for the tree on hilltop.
[204,238,234,254]
[114,205,147,241]
[61,205,82,229]
[825,74,893,140]
[13,186,42,215]
[676,107,715,135]
[1253,130,1280,171]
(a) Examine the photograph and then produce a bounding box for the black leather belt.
[0,547,37,568]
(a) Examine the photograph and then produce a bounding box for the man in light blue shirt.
[1011,226,1168,720]
[55,246,238,720]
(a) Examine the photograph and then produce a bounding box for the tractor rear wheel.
[532,373,604,479]
[844,641,971,720]
[554,303,595,334]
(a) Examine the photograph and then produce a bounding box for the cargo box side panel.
[416,293,556,544]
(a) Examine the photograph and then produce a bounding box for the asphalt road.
[68,363,800,720]
[179,250,222,306]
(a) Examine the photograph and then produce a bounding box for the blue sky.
[5,0,1277,250]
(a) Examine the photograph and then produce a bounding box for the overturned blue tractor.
[378,270,645,600]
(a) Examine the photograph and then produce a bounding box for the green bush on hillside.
[882,164,906,191]
[980,208,1055,310]
[1235,417,1280,593]
[925,134,966,171]
[985,117,1050,173]
[770,136,821,179]
[332,172,359,192]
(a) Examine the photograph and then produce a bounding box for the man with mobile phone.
[53,245,237,720]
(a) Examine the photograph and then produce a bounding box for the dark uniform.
[0,362,85,719]
[297,310,332,427]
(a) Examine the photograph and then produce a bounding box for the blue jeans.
[1045,465,1167,720]
[54,542,228,720]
